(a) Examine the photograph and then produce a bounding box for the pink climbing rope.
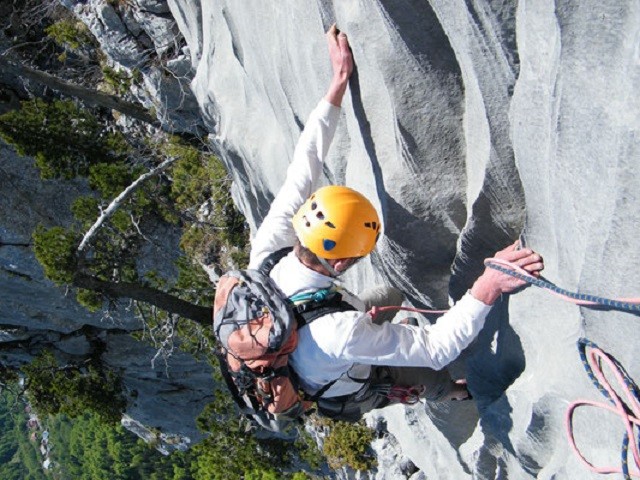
[565,342,640,478]
[367,257,640,477]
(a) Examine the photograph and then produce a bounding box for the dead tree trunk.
[73,273,212,326]
[0,56,158,125]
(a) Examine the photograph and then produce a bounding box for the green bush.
[165,137,249,267]
[89,162,135,199]
[71,196,101,224]
[322,420,376,471]
[0,99,129,179]
[102,65,132,95]
[45,18,95,51]
[76,288,104,312]
[22,351,126,424]
[32,225,79,284]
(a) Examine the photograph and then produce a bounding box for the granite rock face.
[3,0,638,476]
[59,0,204,133]
[176,2,639,478]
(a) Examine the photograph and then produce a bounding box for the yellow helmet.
[293,186,381,259]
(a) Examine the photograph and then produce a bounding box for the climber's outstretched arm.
[324,24,353,107]
[249,25,350,268]
[471,241,545,305]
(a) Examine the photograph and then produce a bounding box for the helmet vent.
[316,211,325,220]
[364,222,378,231]
[325,221,336,229]
[311,202,318,210]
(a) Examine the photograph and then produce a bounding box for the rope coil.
[565,339,640,479]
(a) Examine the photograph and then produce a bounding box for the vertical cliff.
[178,2,640,478]
[2,0,638,477]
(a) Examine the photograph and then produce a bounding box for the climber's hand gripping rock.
[324,24,354,107]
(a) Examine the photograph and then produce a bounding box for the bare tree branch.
[77,156,178,252]
[73,273,211,325]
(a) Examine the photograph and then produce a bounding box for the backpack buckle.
[233,365,257,394]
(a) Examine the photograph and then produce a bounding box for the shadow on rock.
[465,296,526,407]
[424,399,480,452]
[452,295,526,459]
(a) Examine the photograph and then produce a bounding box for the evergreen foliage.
[28,131,248,313]
[48,413,186,480]
[45,19,96,52]
[101,66,133,96]
[0,99,129,179]
[22,351,126,424]
[168,137,249,267]
[0,390,47,480]
[40,406,320,479]
[321,420,376,471]
[32,226,79,284]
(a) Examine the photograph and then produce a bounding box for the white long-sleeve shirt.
[249,99,492,398]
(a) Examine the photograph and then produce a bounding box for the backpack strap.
[258,247,294,276]
[257,246,356,328]
[293,292,356,328]
[256,246,358,401]
[215,352,259,415]
[291,293,357,401]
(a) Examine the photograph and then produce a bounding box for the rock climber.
[247,25,545,419]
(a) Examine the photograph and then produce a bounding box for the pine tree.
[0,98,129,179]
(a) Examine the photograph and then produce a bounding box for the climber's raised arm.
[324,24,353,107]
[249,25,353,268]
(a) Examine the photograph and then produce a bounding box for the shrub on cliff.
[0,98,129,180]
[22,351,126,424]
[321,420,376,471]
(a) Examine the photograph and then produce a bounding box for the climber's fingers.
[326,23,353,81]
[493,241,544,277]
[326,23,339,45]
[337,29,349,51]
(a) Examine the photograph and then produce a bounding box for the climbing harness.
[289,287,337,306]
[382,384,425,404]
[565,339,640,479]
[484,258,640,313]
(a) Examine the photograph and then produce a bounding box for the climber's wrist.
[469,272,502,306]
[325,78,349,107]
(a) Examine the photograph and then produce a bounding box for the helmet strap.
[317,256,343,278]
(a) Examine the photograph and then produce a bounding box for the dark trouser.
[317,286,453,421]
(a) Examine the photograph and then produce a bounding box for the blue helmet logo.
[323,239,336,251]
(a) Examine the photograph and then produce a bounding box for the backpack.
[212,248,355,439]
